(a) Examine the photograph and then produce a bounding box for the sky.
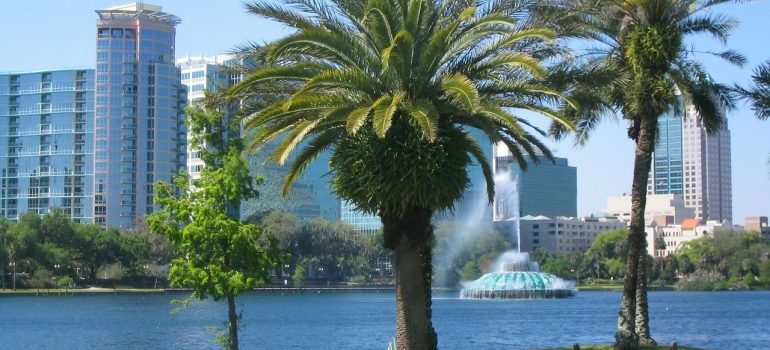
[0,1,768,224]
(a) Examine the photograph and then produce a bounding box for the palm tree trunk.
[227,294,239,350]
[383,208,438,350]
[615,115,657,350]
[636,253,656,345]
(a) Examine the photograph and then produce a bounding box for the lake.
[1,291,768,349]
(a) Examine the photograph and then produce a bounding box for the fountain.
[459,167,576,299]
[459,251,576,299]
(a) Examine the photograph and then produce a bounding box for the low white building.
[646,218,730,257]
[517,215,626,253]
[606,193,695,224]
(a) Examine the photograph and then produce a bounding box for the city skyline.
[1,1,768,224]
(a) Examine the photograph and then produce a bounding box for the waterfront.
[1,291,769,349]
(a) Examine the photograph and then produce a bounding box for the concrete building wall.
[518,215,626,253]
[605,193,695,224]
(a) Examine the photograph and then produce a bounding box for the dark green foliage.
[461,261,482,281]
[331,121,471,219]
[258,210,389,282]
[673,231,770,290]
[0,210,165,289]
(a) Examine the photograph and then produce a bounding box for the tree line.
[529,229,770,290]
[0,209,171,290]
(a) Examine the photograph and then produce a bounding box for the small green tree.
[292,265,306,288]
[149,106,278,350]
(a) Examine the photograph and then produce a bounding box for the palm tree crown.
[227,0,579,222]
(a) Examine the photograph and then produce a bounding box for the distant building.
[494,151,577,219]
[745,216,769,239]
[605,193,695,224]
[177,54,235,183]
[0,69,95,222]
[94,3,187,227]
[516,215,626,253]
[646,218,730,257]
[647,102,732,222]
[175,55,337,222]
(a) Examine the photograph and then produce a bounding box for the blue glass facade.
[0,69,95,222]
[94,5,186,228]
[652,109,683,195]
[496,155,577,218]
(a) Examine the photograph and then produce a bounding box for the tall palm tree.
[225,0,584,348]
[553,1,743,348]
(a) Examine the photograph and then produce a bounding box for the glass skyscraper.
[94,3,187,227]
[495,154,578,219]
[0,69,95,222]
[648,102,732,222]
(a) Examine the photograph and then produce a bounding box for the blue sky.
[1,1,768,224]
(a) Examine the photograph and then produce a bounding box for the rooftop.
[96,2,180,26]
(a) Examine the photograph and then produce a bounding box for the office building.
[516,215,626,253]
[648,103,732,222]
[745,216,769,238]
[177,54,235,182]
[605,193,695,224]
[494,151,578,220]
[0,69,95,222]
[94,3,187,227]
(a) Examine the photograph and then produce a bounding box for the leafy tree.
[73,224,120,280]
[261,210,298,250]
[293,264,306,288]
[41,208,76,248]
[149,106,279,350]
[553,1,744,347]
[227,0,589,347]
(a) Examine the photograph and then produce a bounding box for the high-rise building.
[0,69,95,222]
[494,152,578,219]
[94,3,187,227]
[177,54,235,183]
[176,54,340,222]
[648,103,732,222]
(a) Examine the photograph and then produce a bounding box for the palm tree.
[735,61,770,119]
[226,0,584,348]
[553,1,743,348]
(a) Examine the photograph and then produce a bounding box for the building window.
[191,70,205,79]
[191,84,204,92]
[181,72,190,80]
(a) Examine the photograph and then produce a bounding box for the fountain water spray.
[459,171,576,299]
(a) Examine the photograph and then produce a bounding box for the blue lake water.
[1,291,769,349]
